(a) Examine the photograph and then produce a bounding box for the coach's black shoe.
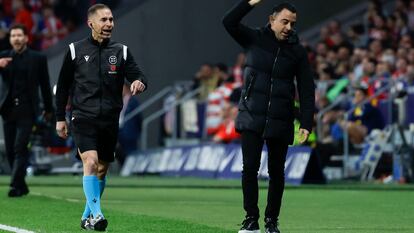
[8,188,24,197]
[238,216,260,233]
[92,215,108,231]
[264,218,280,233]
[21,186,29,195]
[80,218,93,230]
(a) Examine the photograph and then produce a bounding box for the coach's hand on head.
[248,0,262,6]
[56,121,68,139]
[130,80,145,95]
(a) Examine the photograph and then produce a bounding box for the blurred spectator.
[392,57,408,79]
[13,0,34,44]
[212,88,242,143]
[368,14,388,42]
[368,39,383,59]
[339,87,385,144]
[372,61,392,100]
[347,24,367,48]
[212,101,240,143]
[408,0,414,30]
[205,63,241,135]
[192,63,219,100]
[360,58,377,88]
[231,52,245,85]
[39,5,67,50]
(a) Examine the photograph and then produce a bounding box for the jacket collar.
[88,35,110,47]
[11,46,29,56]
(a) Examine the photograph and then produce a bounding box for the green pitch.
[0,176,413,233]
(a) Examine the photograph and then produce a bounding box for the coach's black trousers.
[2,115,33,191]
[241,130,288,220]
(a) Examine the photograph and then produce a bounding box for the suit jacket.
[0,48,53,117]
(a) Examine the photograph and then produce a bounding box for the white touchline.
[0,193,81,233]
[0,224,35,233]
[31,192,82,203]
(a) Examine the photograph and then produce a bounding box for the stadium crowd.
[0,0,120,51]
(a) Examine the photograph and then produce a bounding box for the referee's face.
[89,8,114,41]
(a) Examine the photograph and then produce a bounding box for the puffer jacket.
[223,0,315,144]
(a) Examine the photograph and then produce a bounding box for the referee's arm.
[124,48,147,92]
[55,50,75,122]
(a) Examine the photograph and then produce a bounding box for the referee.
[55,4,147,231]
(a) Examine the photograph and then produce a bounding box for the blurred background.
[0,0,414,186]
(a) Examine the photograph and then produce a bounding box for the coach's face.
[9,28,28,53]
[269,9,296,41]
[89,8,114,41]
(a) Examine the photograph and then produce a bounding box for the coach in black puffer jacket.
[224,1,314,144]
[223,1,315,232]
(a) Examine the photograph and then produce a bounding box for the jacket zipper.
[263,47,280,137]
[244,74,255,101]
[243,74,256,107]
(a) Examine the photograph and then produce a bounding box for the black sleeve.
[295,46,315,132]
[124,48,147,91]
[55,50,74,122]
[222,0,257,48]
[38,54,54,113]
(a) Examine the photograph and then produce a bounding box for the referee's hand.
[56,121,68,139]
[130,80,145,95]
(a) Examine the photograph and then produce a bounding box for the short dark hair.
[88,3,110,18]
[272,2,297,15]
[10,24,27,35]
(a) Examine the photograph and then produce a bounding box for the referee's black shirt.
[55,36,147,122]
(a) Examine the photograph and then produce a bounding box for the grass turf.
[0,176,413,232]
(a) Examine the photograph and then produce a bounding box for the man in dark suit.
[0,24,53,197]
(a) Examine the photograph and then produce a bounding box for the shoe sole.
[94,219,108,231]
[238,230,260,233]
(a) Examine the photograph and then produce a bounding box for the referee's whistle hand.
[56,121,68,139]
[130,80,145,95]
